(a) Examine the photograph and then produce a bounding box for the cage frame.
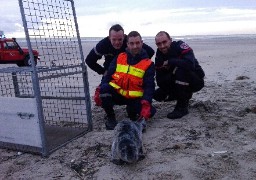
[0,0,92,156]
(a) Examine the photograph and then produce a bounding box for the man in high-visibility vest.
[85,24,154,107]
[100,31,156,130]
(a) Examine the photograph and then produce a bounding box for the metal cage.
[0,0,92,156]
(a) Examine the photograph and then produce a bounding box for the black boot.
[167,100,189,119]
[104,107,117,130]
[126,105,139,121]
[153,88,168,102]
[105,115,117,130]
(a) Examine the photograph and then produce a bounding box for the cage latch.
[17,112,35,119]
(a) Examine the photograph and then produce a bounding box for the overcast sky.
[1,0,256,37]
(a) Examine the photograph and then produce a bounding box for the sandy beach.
[1,35,256,179]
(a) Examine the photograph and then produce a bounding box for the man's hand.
[163,60,168,66]
[155,60,169,69]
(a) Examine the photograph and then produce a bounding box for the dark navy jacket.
[85,35,155,75]
[155,40,204,89]
[101,49,155,103]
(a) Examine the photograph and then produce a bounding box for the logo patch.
[180,42,190,49]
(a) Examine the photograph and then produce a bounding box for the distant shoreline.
[14,33,256,43]
[82,34,256,42]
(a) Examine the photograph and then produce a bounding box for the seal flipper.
[111,159,126,165]
[138,147,145,161]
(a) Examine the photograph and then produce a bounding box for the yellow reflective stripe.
[119,89,128,96]
[110,82,143,97]
[128,66,145,78]
[116,64,128,73]
[109,82,120,89]
[119,89,143,97]
[129,91,143,97]
[116,64,146,78]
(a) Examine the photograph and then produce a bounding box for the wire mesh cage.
[0,0,92,156]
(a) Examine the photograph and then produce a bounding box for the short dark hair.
[109,24,124,34]
[156,31,171,40]
[127,31,141,40]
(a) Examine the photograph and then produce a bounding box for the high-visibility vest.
[109,52,152,98]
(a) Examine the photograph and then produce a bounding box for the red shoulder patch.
[180,42,190,49]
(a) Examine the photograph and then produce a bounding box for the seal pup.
[111,119,145,165]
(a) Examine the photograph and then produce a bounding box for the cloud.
[76,7,256,36]
[2,0,256,37]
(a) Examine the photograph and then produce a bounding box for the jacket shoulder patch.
[180,42,190,49]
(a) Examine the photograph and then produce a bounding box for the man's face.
[155,33,172,54]
[109,30,125,50]
[127,36,143,56]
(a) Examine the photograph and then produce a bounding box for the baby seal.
[111,119,145,165]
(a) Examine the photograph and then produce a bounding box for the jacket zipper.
[126,65,130,90]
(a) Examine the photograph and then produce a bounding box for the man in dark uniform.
[100,31,156,130]
[85,24,155,76]
[154,31,205,119]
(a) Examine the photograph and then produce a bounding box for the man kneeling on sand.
[153,31,205,119]
[99,31,156,130]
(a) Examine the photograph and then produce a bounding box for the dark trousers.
[100,85,156,118]
[154,67,202,102]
